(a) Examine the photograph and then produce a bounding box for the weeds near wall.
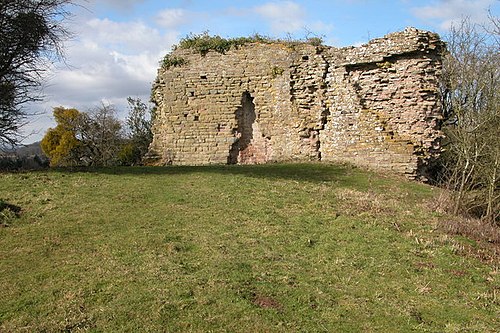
[376,61,393,69]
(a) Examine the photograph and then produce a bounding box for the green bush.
[177,32,273,55]
[118,142,142,166]
[161,55,187,69]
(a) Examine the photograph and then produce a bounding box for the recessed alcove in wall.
[228,91,256,164]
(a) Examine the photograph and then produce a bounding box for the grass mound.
[0,164,498,332]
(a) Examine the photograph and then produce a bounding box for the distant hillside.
[0,142,48,170]
[14,141,46,158]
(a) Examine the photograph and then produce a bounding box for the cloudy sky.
[24,0,499,143]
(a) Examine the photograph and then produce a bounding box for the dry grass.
[439,217,500,244]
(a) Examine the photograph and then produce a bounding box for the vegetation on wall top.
[158,32,324,69]
[160,54,187,69]
[176,32,271,55]
[173,31,324,56]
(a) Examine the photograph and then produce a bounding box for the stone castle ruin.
[148,28,446,179]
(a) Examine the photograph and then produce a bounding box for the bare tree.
[440,16,500,222]
[0,0,74,147]
[79,103,124,166]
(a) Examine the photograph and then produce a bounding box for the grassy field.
[0,163,498,332]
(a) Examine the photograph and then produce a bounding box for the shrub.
[306,37,324,47]
[118,142,141,166]
[161,55,187,69]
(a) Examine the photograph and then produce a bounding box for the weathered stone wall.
[148,27,445,179]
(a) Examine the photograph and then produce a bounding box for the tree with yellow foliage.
[41,107,82,167]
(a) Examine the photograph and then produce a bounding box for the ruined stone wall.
[149,27,445,179]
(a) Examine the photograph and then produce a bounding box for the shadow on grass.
[0,200,21,215]
[49,162,373,186]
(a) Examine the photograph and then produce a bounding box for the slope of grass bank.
[0,164,498,332]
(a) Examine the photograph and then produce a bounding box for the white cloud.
[412,0,497,30]
[23,16,179,142]
[85,18,169,54]
[155,8,189,29]
[49,18,177,103]
[251,1,334,39]
[89,0,146,10]
[254,1,305,33]
[61,17,175,95]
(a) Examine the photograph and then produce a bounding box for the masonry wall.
[148,28,445,179]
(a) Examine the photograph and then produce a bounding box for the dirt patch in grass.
[252,294,282,311]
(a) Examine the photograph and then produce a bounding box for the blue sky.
[24,0,499,143]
